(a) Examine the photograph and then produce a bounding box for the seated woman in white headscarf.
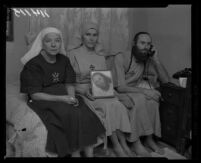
[20,27,105,157]
[67,22,133,157]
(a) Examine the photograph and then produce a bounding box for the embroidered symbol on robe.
[52,72,59,83]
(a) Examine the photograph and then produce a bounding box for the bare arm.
[65,84,75,97]
[30,84,77,104]
[117,85,145,94]
[149,46,171,83]
[65,84,79,104]
[117,85,161,102]
[30,92,74,104]
[151,59,171,83]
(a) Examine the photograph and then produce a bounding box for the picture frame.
[91,70,115,98]
[6,8,13,41]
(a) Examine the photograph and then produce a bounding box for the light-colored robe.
[114,51,161,142]
[68,46,131,138]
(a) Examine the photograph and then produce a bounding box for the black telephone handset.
[147,44,155,57]
[172,68,192,79]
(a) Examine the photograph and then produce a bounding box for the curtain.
[26,8,135,55]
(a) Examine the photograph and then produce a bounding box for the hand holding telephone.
[172,68,192,79]
[149,44,161,64]
[147,44,155,57]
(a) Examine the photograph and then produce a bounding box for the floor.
[93,140,188,159]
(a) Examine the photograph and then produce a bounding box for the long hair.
[92,72,112,91]
[126,32,151,73]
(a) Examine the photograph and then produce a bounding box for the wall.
[6,14,29,84]
[6,6,191,85]
[133,5,191,84]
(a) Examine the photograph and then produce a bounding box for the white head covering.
[21,27,66,65]
[67,22,106,56]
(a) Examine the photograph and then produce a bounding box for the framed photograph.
[91,70,115,98]
[6,8,13,41]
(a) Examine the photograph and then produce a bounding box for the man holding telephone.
[114,32,170,156]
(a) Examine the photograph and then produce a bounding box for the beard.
[131,46,150,63]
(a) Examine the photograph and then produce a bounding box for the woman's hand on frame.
[85,89,95,101]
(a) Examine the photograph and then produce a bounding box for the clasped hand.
[142,89,161,102]
[61,95,79,106]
